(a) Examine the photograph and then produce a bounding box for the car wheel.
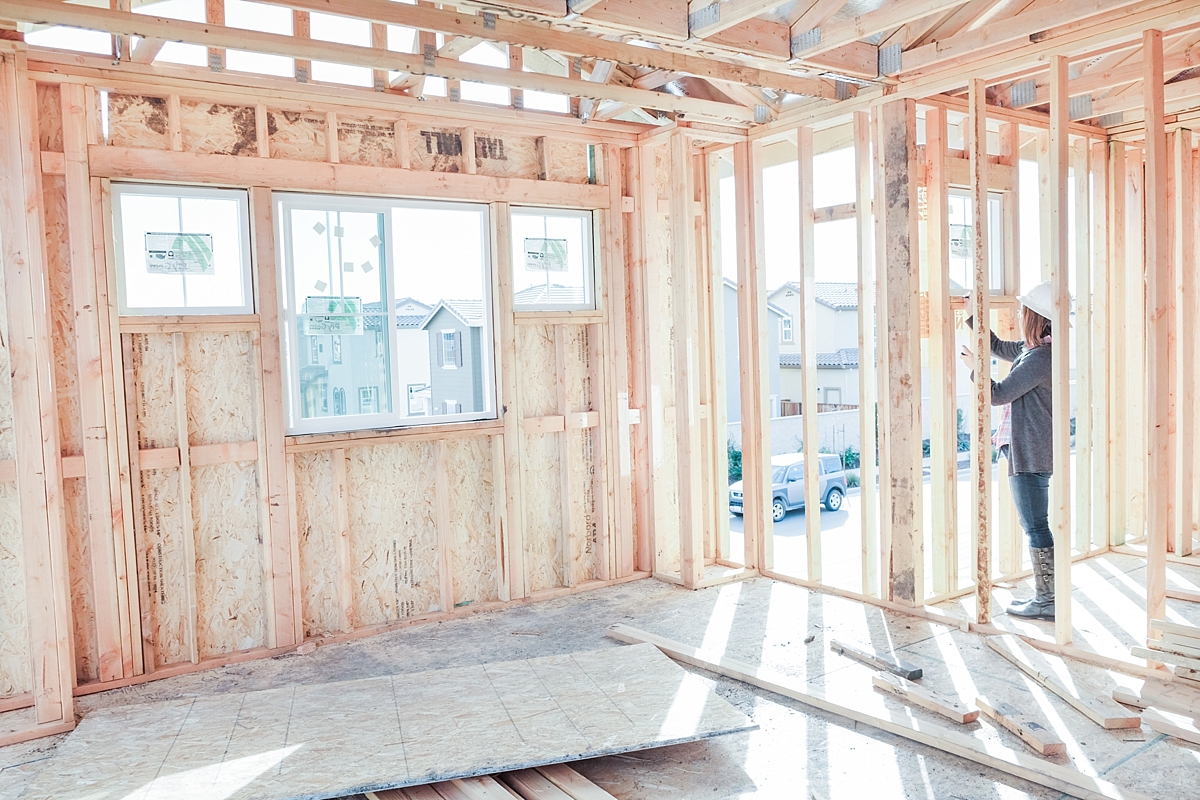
[772,497,786,522]
[824,488,843,512]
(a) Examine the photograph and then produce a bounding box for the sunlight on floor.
[119,745,301,800]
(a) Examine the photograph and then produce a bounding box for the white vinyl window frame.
[112,183,254,316]
[510,206,597,312]
[275,192,497,435]
[781,316,794,343]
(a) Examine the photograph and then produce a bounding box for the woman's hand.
[959,345,974,371]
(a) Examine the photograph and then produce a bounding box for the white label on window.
[300,296,364,335]
[524,237,568,272]
[950,224,972,259]
[145,232,214,274]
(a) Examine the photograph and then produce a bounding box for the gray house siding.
[425,307,482,414]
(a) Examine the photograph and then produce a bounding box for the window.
[781,316,793,342]
[786,464,803,483]
[825,388,841,405]
[112,184,253,316]
[439,330,462,369]
[333,387,347,416]
[277,194,494,434]
[510,208,595,311]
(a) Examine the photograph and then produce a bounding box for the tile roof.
[422,299,486,329]
[779,348,859,369]
[771,281,859,310]
[513,284,588,305]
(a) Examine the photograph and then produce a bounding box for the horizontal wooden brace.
[138,441,260,471]
[88,146,610,208]
[286,418,503,453]
[522,411,600,435]
[118,314,261,333]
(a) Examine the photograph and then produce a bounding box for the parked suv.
[729,452,847,522]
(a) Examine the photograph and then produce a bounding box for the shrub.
[847,473,860,488]
[841,447,860,470]
[727,442,742,484]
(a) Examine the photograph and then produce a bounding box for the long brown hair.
[1021,306,1051,349]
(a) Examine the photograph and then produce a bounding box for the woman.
[959,280,1056,621]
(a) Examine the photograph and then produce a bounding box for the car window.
[771,467,788,483]
[787,464,804,482]
[822,455,841,473]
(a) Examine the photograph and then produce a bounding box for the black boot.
[1009,546,1054,620]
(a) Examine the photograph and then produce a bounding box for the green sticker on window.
[145,232,214,274]
[299,296,364,335]
[524,238,568,272]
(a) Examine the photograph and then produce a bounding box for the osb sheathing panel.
[184,332,256,445]
[192,462,266,657]
[131,333,177,449]
[346,443,441,624]
[294,451,340,638]
[549,140,590,185]
[338,117,398,169]
[411,126,464,173]
[42,175,82,454]
[106,94,170,150]
[36,83,62,152]
[179,101,258,156]
[473,133,538,181]
[0,483,29,696]
[518,325,563,592]
[139,468,190,666]
[266,110,327,163]
[563,326,596,582]
[65,479,98,682]
[445,435,498,607]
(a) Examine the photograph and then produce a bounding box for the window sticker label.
[524,237,568,272]
[299,296,364,336]
[949,224,972,259]
[145,232,214,274]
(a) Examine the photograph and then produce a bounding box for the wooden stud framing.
[1144,30,1170,640]
[255,104,269,159]
[167,94,181,152]
[1072,141,1092,556]
[996,122,1021,577]
[171,331,200,664]
[120,332,154,672]
[626,147,653,574]
[325,111,339,163]
[1171,130,1196,557]
[1125,145,1147,550]
[968,78,991,623]
[1090,140,1111,554]
[705,150,732,565]
[293,9,310,83]
[796,126,821,582]
[331,447,354,632]
[876,99,922,606]
[733,139,772,571]
[490,434,510,601]
[555,326,576,588]
[925,106,956,595]
[1108,141,1129,548]
[853,111,878,597]
[494,201,528,599]
[434,440,455,611]
[0,46,74,730]
[1049,55,1073,645]
[670,132,703,589]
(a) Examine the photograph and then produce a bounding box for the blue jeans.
[1009,471,1053,549]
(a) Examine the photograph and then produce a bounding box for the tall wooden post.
[1091,141,1111,554]
[1049,55,1073,645]
[854,111,879,597]
[1107,142,1129,547]
[1171,131,1196,558]
[875,99,922,606]
[797,126,821,582]
[1144,30,1170,638]
[968,79,992,624]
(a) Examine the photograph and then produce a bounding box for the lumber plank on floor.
[830,639,923,680]
[502,769,574,799]
[1150,619,1200,641]
[536,764,619,799]
[367,786,442,800]
[990,635,1141,729]
[1133,645,1200,672]
[431,781,476,800]
[1142,708,1200,745]
[872,672,979,724]
[607,624,1154,800]
[975,695,1066,756]
[1148,635,1200,660]
[1112,679,1200,718]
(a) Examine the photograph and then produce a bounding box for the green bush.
[847,473,860,488]
[727,442,742,484]
[841,447,860,470]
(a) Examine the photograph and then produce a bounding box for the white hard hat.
[1017,280,1072,325]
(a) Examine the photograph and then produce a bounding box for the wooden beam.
[608,624,1155,800]
[996,121,1021,575]
[171,332,200,664]
[1172,129,1196,557]
[0,46,74,729]
[331,447,354,632]
[1107,142,1129,547]
[1144,29,1171,646]
[1090,139,1110,554]
[688,0,793,40]
[0,0,760,123]
[734,139,773,570]
[830,639,922,680]
[797,125,821,582]
[877,98,922,606]
[788,0,845,30]
[434,439,455,610]
[249,187,300,647]
[791,0,967,59]
[1049,54,1072,646]
[494,201,527,598]
[854,110,878,597]
[968,79,990,624]
[926,106,957,597]
[129,35,164,64]
[975,695,1066,756]
[873,672,979,724]
[88,146,610,209]
[670,132,703,589]
[554,326,576,588]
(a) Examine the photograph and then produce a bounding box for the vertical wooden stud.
[670,132,703,588]
[854,111,878,596]
[434,440,455,611]
[394,120,410,170]
[206,0,225,71]
[325,111,339,164]
[797,126,821,582]
[293,10,311,82]
[371,21,387,91]
[706,150,732,565]
[255,104,269,158]
[284,452,304,637]
[536,137,551,181]
[1172,131,1195,557]
[172,332,200,663]
[926,106,957,594]
[1144,30,1170,641]
[248,333,278,647]
[1126,147,1147,548]
[997,122,1022,575]
[627,147,655,573]
[462,127,477,175]
[167,94,182,152]
[1049,55,1073,645]
[1073,142,1092,555]
[250,187,299,647]
[555,326,576,588]
[331,447,354,632]
[1090,140,1110,554]
[1108,142,1129,547]
[120,334,153,673]
[968,79,991,623]
[509,45,524,110]
[490,434,510,601]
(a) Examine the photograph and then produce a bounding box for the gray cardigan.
[965,318,1054,476]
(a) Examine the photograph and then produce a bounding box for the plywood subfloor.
[20,643,753,800]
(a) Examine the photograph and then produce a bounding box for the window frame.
[275,192,496,436]
[781,316,794,343]
[509,206,597,312]
[112,182,254,316]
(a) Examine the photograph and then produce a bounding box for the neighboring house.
[421,299,487,415]
[769,282,861,409]
[513,283,587,307]
[723,278,785,423]
[396,298,433,417]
